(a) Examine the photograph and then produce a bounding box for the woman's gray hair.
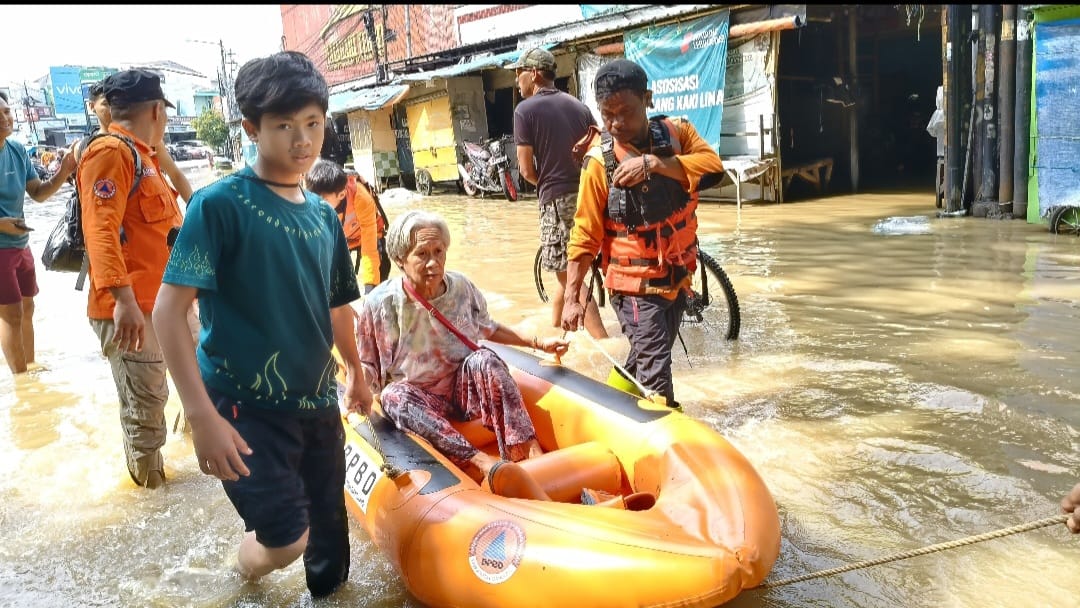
[385,210,452,263]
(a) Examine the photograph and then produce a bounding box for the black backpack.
[41,133,143,290]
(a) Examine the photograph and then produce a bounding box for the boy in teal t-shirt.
[153,51,371,598]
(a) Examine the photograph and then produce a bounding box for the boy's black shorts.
[207,387,350,596]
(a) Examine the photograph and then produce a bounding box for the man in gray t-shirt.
[508,48,608,338]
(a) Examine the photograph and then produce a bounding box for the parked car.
[174,140,215,160]
[166,143,194,161]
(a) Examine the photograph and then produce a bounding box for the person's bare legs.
[553,270,608,339]
[21,297,34,368]
[235,529,308,581]
[470,450,502,477]
[0,300,27,374]
[469,439,542,480]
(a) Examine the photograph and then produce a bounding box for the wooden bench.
[781,157,834,195]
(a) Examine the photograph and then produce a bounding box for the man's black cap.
[594,59,649,100]
[88,81,105,99]
[103,69,175,108]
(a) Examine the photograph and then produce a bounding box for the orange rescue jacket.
[587,118,699,295]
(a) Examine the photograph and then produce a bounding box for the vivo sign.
[49,66,85,116]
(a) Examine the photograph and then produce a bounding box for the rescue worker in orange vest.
[561,59,725,410]
[305,160,386,293]
[345,168,390,288]
[77,69,185,487]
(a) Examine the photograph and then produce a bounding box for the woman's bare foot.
[525,438,544,459]
[469,451,502,478]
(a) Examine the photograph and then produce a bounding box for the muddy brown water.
[2,179,1078,607]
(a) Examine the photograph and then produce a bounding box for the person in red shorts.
[0,90,76,374]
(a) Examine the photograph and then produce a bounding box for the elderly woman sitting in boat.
[355,210,569,482]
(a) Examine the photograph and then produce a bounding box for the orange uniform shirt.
[352,183,381,286]
[567,118,724,297]
[76,124,183,319]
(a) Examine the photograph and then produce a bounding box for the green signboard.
[80,67,117,84]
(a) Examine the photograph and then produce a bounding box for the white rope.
[757,514,1069,589]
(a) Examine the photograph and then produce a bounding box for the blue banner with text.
[625,10,730,149]
[49,66,85,117]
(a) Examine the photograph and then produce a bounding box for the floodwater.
[2,174,1079,608]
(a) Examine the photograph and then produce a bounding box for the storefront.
[393,76,488,195]
[328,82,410,189]
[1027,5,1080,223]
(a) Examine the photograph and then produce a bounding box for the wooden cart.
[401,76,489,195]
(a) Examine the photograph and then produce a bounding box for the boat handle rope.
[364,415,405,479]
[755,514,1069,589]
[348,411,404,479]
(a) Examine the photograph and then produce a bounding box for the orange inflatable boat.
[341,342,780,607]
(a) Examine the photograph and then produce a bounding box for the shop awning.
[396,43,556,83]
[518,5,716,47]
[518,4,805,48]
[328,83,411,115]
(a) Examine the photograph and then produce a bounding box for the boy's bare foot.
[226,551,259,582]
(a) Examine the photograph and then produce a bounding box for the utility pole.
[218,39,230,120]
[22,81,39,144]
[215,40,243,160]
[363,8,383,83]
[82,81,95,135]
[187,37,238,158]
[188,38,235,121]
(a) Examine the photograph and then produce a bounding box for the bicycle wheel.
[534,246,549,303]
[535,247,605,307]
[683,249,740,340]
[1051,205,1080,236]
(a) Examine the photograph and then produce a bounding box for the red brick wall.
[456,5,530,25]
[281,5,459,87]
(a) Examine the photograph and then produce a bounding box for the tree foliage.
[192,108,229,151]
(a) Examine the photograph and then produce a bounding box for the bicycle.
[533,247,740,340]
[1048,205,1080,236]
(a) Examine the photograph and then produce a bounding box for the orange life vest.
[342,175,387,251]
[336,186,364,251]
[587,117,699,295]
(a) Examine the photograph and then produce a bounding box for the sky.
[1,4,284,85]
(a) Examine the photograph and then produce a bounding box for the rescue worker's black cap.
[594,59,649,100]
[103,69,175,108]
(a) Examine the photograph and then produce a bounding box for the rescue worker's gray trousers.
[90,311,168,485]
[611,290,688,407]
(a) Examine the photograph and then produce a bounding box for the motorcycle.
[32,156,62,181]
[32,160,49,181]
[458,135,519,202]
